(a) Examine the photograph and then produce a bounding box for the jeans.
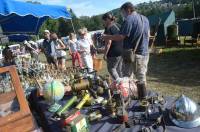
[107,56,123,80]
[123,54,149,83]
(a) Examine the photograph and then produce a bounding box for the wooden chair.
[184,36,197,46]
[0,66,38,132]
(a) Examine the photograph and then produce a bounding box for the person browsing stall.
[50,33,66,70]
[68,33,83,68]
[82,27,97,59]
[40,30,57,68]
[102,2,150,98]
[102,13,123,81]
[77,28,93,72]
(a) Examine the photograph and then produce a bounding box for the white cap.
[44,30,50,34]
[24,40,29,45]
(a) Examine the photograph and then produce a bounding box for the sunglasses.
[80,33,85,36]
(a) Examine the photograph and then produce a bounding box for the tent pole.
[35,18,40,36]
[70,19,76,34]
[192,0,196,18]
[37,35,39,40]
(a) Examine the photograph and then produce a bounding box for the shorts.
[46,56,57,64]
[57,56,66,60]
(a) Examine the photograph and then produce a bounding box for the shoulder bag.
[122,15,144,63]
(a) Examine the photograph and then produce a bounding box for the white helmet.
[169,95,200,128]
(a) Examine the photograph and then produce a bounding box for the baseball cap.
[44,30,50,34]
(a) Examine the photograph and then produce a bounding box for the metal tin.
[73,80,90,91]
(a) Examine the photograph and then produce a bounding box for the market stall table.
[29,90,200,132]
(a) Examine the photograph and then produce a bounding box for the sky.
[17,0,158,17]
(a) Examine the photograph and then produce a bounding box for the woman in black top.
[102,13,123,81]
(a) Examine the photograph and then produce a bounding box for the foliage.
[38,0,200,37]
[39,19,59,37]
[80,15,104,31]
[39,9,104,37]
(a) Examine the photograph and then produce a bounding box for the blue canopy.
[0,0,71,35]
[8,34,31,42]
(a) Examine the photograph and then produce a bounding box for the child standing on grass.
[68,33,82,68]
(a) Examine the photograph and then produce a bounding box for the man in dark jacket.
[40,30,57,68]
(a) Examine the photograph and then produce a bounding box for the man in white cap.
[44,29,50,34]
[40,30,57,68]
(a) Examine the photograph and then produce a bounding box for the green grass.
[97,47,200,102]
[39,47,200,102]
[147,47,200,102]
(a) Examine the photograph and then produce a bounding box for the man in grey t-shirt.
[103,2,150,98]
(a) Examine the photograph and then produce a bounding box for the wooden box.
[0,66,38,132]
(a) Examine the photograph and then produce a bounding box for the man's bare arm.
[102,34,126,41]
[105,40,112,55]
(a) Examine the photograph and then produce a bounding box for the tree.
[39,19,59,37]
[89,16,103,31]
[38,0,200,38]
[58,9,84,36]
